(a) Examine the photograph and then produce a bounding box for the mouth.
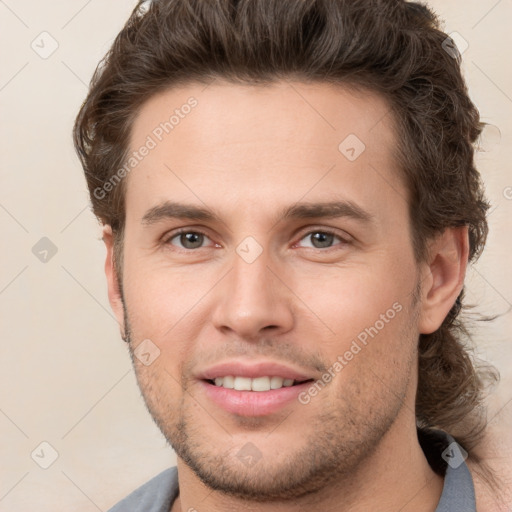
[203,376,314,391]
[199,376,316,417]
[196,360,317,416]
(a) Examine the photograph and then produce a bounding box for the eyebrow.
[141,200,374,227]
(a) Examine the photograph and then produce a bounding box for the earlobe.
[418,226,469,334]
[102,224,126,339]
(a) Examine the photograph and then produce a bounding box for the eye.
[295,229,350,250]
[164,230,214,250]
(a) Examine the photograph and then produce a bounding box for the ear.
[418,226,469,334]
[102,224,126,340]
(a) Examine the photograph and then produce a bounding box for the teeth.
[222,375,234,389]
[251,376,271,391]
[234,376,252,391]
[270,376,284,389]
[212,376,300,391]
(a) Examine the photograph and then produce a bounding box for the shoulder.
[107,466,179,512]
[465,429,512,512]
[467,458,512,512]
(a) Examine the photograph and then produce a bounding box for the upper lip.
[196,360,314,382]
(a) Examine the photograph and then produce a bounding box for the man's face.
[111,80,425,499]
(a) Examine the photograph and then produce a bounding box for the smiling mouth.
[204,376,314,391]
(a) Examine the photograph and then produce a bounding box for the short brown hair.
[74,0,499,468]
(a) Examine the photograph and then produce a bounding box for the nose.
[211,245,295,341]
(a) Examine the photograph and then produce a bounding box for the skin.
[103,80,469,512]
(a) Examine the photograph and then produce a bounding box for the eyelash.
[162,228,351,251]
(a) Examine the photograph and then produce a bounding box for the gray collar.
[108,429,476,511]
[430,430,477,511]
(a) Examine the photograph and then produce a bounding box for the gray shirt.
[107,429,476,511]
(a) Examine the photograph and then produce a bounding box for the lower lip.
[199,380,312,416]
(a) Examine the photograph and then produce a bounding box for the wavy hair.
[73,0,500,487]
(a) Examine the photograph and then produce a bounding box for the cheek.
[294,258,415,338]
[121,260,222,386]
[122,256,208,335]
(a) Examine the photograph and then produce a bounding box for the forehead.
[129,79,396,155]
[124,80,405,225]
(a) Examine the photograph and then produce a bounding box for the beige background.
[0,1,511,510]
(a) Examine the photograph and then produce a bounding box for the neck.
[171,417,444,512]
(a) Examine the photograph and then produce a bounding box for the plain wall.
[0,1,511,510]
